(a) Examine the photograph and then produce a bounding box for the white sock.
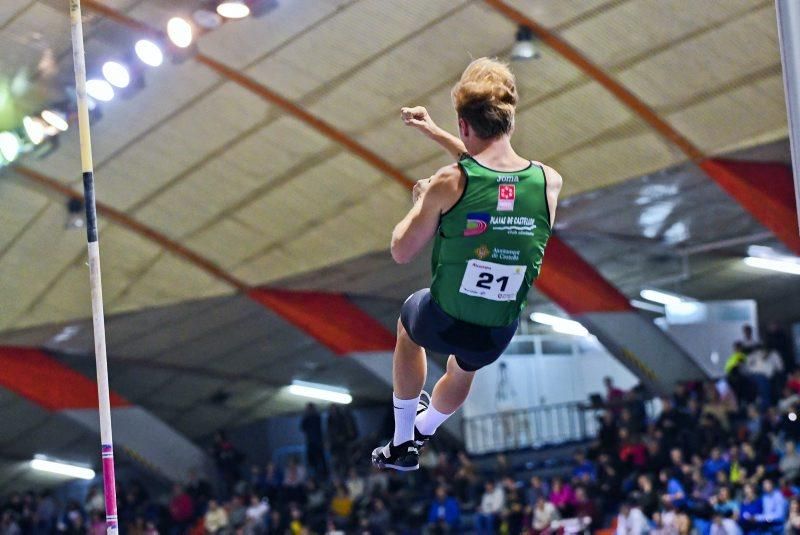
[415,403,454,436]
[389,393,420,450]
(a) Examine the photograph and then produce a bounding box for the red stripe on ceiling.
[535,236,633,315]
[0,347,130,411]
[700,159,800,255]
[248,289,396,355]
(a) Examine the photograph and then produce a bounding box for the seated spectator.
[781,440,800,481]
[747,345,784,408]
[761,479,787,531]
[368,499,392,533]
[572,486,599,527]
[691,470,717,503]
[615,501,648,535]
[739,483,764,534]
[660,469,687,509]
[244,495,269,535]
[329,484,353,528]
[710,512,742,535]
[788,499,800,534]
[345,468,366,505]
[426,486,460,533]
[204,499,229,535]
[572,451,596,481]
[634,474,659,517]
[526,475,550,512]
[501,485,524,535]
[711,486,740,520]
[704,448,731,481]
[531,496,559,535]
[548,477,576,516]
[228,495,247,531]
[475,480,505,535]
[168,484,194,534]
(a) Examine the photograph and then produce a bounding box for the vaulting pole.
[68,1,118,533]
[776,0,800,233]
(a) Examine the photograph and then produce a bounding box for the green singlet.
[430,154,552,327]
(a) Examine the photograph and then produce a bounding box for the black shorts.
[400,289,518,372]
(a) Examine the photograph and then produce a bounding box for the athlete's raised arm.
[391,164,463,264]
[401,106,467,160]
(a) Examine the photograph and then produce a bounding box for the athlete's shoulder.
[533,161,563,192]
[425,163,465,211]
[428,163,464,192]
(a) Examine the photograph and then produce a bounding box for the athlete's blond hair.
[451,57,518,139]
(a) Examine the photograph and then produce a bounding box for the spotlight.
[288,380,352,404]
[0,132,20,162]
[102,61,130,88]
[66,198,85,230]
[217,1,250,19]
[639,288,686,306]
[135,39,164,67]
[23,116,45,145]
[41,109,69,132]
[511,25,539,61]
[744,256,800,275]
[167,17,194,48]
[193,8,223,29]
[86,79,114,102]
[30,457,95,480]
[529,312,589,337]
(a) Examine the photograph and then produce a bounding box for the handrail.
[462,401,603,455]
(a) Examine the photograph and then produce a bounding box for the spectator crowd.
[1,323,798,535]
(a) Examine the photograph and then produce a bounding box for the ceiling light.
[743,256,800,275]
[630,299,666,314]
[217,1,251,19]
[86,79,114,102]
[640,288,685,306]
[102,61,131,88]
[41,109,69,131]
[511,25,539,61]
[135,39,164,67]
[288,380,352,404]
[529,312,589,337]
[23,116,45,145]
[30,458,95,480]
[167,17,194,48]
[0,132,20,162]
[193,8,223,29]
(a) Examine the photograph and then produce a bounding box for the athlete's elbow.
[390,236,413,264]
[391,244,413,264]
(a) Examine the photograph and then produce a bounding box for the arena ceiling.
[0,0,788,333]
[0,0,795,488]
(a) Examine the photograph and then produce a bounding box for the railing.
[463,401,603,455]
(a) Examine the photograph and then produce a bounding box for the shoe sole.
[371,449,419,472]
[380,462,419,472]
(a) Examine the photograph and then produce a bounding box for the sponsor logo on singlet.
[497,175,519,183]
[464,212,490,236]
[490,216,536,236]
[497,185,515,211]
[474,244,490,259]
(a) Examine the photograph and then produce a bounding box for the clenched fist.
[401,106,435,134]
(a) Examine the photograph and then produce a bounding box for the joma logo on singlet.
[497,175,519,183]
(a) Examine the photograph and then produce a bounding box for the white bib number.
[459,260,526,302]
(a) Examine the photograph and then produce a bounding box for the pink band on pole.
[101,445,118,534]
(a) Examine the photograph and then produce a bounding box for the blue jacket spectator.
[428,487,461,531]
[761,480,787,523]
[703,448,731,480]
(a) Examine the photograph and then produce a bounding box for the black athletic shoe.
[414,390,433,449]
[371,441,420,471]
